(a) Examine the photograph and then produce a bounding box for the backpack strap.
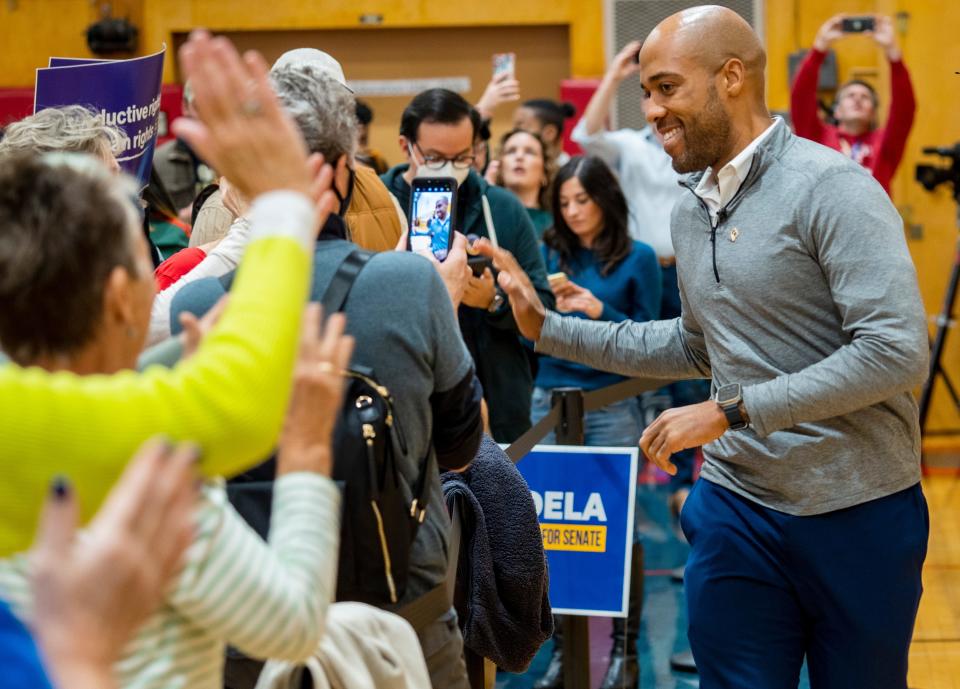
[320,250,373,315]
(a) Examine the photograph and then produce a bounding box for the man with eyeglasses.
[383,89,554,443]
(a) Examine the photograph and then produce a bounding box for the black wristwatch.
[487,287,506,313]
[715,383,749,431]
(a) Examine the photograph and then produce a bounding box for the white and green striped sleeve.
[170,474,341,660]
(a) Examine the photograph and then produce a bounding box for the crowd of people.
[0,5,929,689]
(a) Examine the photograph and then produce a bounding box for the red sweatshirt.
[790,48,915,194]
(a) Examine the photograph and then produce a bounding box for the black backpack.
[226,250,433,605]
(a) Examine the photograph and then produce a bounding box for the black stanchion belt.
[504,377,667,463]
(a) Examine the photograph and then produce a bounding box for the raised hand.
[813,14,847,52]
[476,72,521,120]
[609,40,643,83]
[30,439,199,689]
[868,15,900,60]
[278,304,355,476]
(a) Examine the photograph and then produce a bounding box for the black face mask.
[333,161,356,216]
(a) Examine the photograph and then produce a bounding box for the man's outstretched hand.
[473,238,546,340]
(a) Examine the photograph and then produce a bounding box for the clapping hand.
[30,439,199,689]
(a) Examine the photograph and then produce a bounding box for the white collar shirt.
[693,119,778,222]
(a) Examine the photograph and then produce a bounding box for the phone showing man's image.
[841,16,875,33]
[493,52,516,79]
[409,178,458,262]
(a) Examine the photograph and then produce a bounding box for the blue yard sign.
[34,47,166,189]
[515,445,638,617]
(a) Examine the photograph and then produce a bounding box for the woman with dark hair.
[493,128,554,238]
[530,155,660,689]
[533,155,660,442]
[512,99,576,165]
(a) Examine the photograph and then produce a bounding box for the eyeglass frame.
[410,142,476,170]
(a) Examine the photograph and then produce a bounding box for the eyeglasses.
[412,142,476,170]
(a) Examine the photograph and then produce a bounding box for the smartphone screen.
[841,16,874,33]
[492,52,516,79]
[409,179,456,261]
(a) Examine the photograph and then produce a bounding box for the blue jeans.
[530,386,642,448]
[681,479,928,689]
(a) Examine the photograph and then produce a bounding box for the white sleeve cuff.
[248,191,317,254]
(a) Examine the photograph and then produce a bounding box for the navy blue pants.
[681,479,928,689]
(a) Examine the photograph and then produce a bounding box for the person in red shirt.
[790,14,915,194]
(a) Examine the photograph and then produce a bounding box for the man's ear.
[399,135,413,160]
[721,58,746,98]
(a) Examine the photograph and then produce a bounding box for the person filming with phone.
[790,14,915,194]
[382,89,554,444]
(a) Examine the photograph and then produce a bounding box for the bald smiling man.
[480,6,928,688]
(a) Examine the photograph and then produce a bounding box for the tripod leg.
[919,238,960,433]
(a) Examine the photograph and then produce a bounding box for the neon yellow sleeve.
[0,236,310,555]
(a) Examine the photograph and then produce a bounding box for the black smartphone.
[841,16,875,33]
[408,177,457,262]
[468,255,493,277]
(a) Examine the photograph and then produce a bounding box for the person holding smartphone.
[382,88,554,444]
[790,14,915,194]
[529,156,660,689]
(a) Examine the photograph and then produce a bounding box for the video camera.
[916,144,960,195]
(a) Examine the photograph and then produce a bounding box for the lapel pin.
[729,227,740,242]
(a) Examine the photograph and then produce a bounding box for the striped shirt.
[0,472,340,689]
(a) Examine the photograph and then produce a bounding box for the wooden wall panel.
[215,25,570,169]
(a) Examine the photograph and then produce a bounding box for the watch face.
[716,383,741,405]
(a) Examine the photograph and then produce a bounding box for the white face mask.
[408,144,470,187]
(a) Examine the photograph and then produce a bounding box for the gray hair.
[0,105,127,159]
[270,66,357,163]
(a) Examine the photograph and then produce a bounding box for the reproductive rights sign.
[515,445,638,616]
[34,48,165,189]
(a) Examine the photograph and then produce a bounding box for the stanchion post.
[552,388,590,689]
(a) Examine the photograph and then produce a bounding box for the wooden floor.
[910,475,960,689]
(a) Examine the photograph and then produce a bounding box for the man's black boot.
[599,543,643,689]
[534,614,564,689]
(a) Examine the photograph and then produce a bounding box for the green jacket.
[382,166,554,442]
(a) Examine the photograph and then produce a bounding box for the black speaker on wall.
[86,17,139,55]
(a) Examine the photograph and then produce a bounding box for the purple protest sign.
[35,47,165,189]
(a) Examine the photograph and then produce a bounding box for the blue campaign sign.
[515,445,638,617]
[34,48,166,189]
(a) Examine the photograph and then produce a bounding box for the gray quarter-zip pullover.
[537,119,928,515]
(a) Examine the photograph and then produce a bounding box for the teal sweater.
[382,166,554,442]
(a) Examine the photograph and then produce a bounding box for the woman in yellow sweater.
[0,32,338,555]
